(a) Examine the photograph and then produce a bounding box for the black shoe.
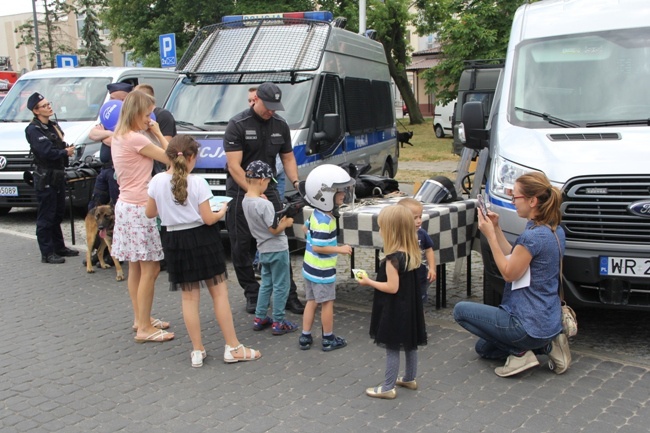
[56,247,79,257]
[42,253,65,264]
[246,298,258,314]
[286,298,305,315]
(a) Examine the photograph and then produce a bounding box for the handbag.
[552,230,578,337]
[561,301,578,337]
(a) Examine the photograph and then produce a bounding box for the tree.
[102,0,316,67]
[367,0,425,124]
[71,0,110,66]
[15,0,77,69]
[415,0,534,104]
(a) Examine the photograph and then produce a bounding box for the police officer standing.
[224,82,304,314]
[25,92,78,264]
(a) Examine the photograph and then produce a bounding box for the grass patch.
[394,117,460,185]
[395,117,459,162]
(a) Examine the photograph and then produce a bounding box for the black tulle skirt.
[162,224,227,291]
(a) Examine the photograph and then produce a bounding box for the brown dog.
[85,205,124,281]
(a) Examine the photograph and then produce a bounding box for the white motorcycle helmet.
[302,164,355,212]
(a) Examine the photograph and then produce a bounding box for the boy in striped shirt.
[299,165,354,351]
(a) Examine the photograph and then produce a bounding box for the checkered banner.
[286,198,478,265]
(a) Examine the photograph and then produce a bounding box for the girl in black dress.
[358,205,428,399]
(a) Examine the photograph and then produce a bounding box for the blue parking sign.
[159,33,177,68]
[56,54,78,68]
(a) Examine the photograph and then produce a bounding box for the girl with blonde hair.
[358,205,427,399]
[111,90,173,343]
[146,135,261,366]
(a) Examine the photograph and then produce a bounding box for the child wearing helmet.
[299,164,354,351]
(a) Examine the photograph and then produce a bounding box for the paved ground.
[1,228,649,433]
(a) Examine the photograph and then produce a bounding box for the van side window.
[314,74,342,134]
[370,80,393,130]
[344,77,374,134]
[344,77,393,134]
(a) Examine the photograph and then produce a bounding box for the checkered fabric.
[286,198,478,265]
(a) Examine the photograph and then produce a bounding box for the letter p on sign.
[159,33,177,68]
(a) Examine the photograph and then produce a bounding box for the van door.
[308,74,344,158]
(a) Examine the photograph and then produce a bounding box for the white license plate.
[599,256,650,278]
[0,186,18,197]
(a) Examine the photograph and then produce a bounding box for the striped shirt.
[302,209,338,284]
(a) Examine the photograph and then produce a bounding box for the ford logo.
[0,156,7,170]
[628,201,650,218]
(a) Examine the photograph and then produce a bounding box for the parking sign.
[56,54,78,68]
[159,33,177,69]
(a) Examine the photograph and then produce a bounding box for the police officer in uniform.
[224,82,304,314]
[25,92,78,264]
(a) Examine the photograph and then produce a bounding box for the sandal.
[134,329,174,343]
[224,344,261,363]
[132,317,170,332]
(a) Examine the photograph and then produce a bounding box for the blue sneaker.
[299,333,313,350]
[322,334,347,352]
[272,319,298,335]
[253,316,272,331]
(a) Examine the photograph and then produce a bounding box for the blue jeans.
[256,250,290,322]
[453,301,552,359]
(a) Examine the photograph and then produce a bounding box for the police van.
[0,67,178,212]
[163,11,398,197]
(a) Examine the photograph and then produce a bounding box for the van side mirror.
[313,113,341,143]
[461,101,489,150]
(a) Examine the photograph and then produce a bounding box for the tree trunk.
[383,44,425,125]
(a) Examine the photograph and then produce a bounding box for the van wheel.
[382,161,394,179]
[434,124,445,138]
[0,207,11,216]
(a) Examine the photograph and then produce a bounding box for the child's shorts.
[304,280,336,303]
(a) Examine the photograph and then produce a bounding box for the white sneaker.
[495,350,539,377]
[548,333,571,374]
[191,350,206,368]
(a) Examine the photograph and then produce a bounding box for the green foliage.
[367,0,425,124]
[14,0,76,69]
[415,0,534,104]
[71,0,110,66]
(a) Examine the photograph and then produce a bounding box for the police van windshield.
[510,27,650,128]
[0,77,110,122]
[165,79,312,130]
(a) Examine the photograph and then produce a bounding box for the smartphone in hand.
[477,194,488,217]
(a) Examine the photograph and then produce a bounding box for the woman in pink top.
[111,90,174,343]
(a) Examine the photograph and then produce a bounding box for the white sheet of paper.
[506,254,530,290]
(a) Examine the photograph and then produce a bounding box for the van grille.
[561,175,650,244]
[1,153,33,171]
[548,133,620,141]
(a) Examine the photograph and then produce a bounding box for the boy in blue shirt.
[299,165,354,350]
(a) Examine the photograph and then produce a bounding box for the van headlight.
[458,122,466,143]
[491,155,542,199]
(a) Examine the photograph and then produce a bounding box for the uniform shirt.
[223,108,292,194]
[111,131,153,205]
[302,209,338,284]
[25,118,68,170]
[148,173,212,227]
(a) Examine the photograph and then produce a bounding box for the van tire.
[382,160,394,179]
[0,207,11,216]
[434,124,445,138]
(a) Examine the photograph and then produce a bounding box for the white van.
[163,11,398,196]
[0,67,178,212]
[433,99,455,138]
[461,0,650,310]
